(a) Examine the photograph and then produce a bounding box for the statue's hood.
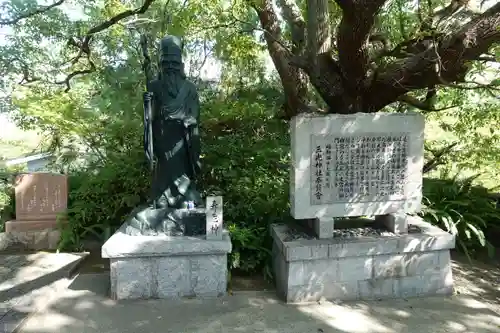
[159,35,183,63]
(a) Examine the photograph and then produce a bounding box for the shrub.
[0,166,21,231]
[0,183,14,232]
[420,169,500,260]
[59,147,150,250]
[200,98,290,275]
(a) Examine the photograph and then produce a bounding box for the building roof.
[5,152,53,166]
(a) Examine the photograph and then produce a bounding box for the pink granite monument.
[4,173,68,249]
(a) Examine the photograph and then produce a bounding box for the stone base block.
[5,220,60,232]
[2,219,62,251]
[313,217,334,239]
[375,213,408,234]
[102,221,232,300]
[0,229,60,251]
[271,216,455,303]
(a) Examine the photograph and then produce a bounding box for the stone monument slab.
[14,173,68,221]
[271,111,455,302]
[290,112,424,220]
[4,172,67,250]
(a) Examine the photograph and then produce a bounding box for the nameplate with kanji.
[206,196,223,240]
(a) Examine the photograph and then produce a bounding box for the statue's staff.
[140,34,157,209]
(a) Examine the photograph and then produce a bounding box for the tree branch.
[191,21,239,36]
[365,2,500,112]
[252,0,310,118]
[478,55,498,62]
[437,77,500,92]
[230,6,293,54]
[423,142,459,174]
[0,0,66,25]
[434,0,472,24]
[378,1,482,61]
[307,0,331,66]
[277,0,306,55]
[398,94,458,112]
[55,59,96,92]
[58,0,157,91]
[4,56,40,84]
[87,0,156,36]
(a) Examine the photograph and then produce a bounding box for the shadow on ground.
[0,253,83,303]
[17,253,500,333]
[451,251,500,306]
[0,252,86,332]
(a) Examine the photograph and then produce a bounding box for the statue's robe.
[144,77,202,209]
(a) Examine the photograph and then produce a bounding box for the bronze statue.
[125,34,205,236]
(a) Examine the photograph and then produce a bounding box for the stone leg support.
[313,217,334,239]
[376,213,408,234]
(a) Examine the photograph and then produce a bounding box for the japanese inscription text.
[310,134,409,205]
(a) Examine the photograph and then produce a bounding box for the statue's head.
[158,35,183,67]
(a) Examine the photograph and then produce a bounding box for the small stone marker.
[206,196,223,240]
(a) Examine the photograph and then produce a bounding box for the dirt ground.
[451,251,500,313]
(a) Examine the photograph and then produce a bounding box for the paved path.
[2,251,498,333]
[16,271,500,333]
[0,253,86,333]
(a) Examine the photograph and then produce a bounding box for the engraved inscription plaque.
[310,134,409,205]
[290,112,424,219]
[15,173,68,221]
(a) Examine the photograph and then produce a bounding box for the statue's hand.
[183,116,197,128]
[144,91,153,102]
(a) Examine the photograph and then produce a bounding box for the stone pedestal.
[271,216,455,303]
[102,222,232,300]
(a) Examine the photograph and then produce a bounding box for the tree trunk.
[253,0,309,119]
[307,0,331,71]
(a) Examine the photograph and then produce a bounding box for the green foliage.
[423,89,500,188]
[58,145,149,250]
[0,166,22,232]
[200,96,290,273]
[0,186,14,232]
[420,169,500,261]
